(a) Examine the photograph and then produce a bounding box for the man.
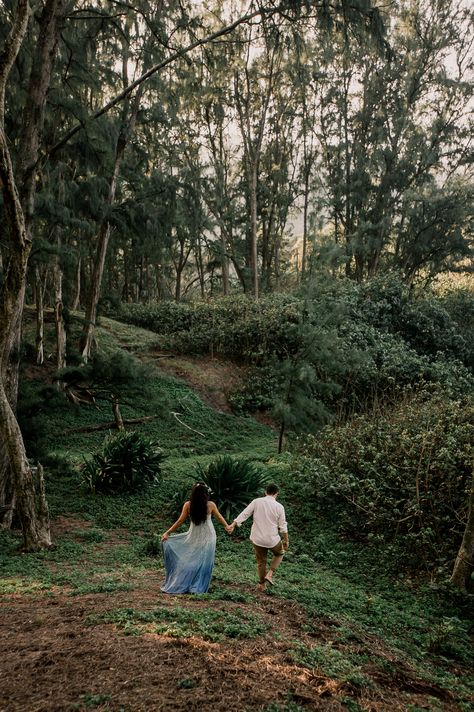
[227,483,288,591]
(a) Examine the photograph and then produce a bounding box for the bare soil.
[150,352,246,414]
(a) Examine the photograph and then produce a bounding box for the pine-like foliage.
[83,431,164,494]
[195,456,267,521]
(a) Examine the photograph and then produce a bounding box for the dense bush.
[82,431,165,494]
[117,294,301,362]
[293,393,474,567]
[195,455,267,521]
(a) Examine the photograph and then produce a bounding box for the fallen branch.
[171,412,205,437]
[65,415,160,434]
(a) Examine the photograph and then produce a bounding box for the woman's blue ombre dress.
[161,514,216,594]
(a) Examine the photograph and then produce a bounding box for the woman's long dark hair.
[189,483,209,525]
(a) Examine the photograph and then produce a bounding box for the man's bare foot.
[257,582,266,592]
[264,572,274,585]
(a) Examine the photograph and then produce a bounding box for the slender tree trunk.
[302,168,310,280]
[175,264,182,301]
[54,238,66,372]
[450,472,474,591]
[111,396,124,431]
[220,227,229,296]
[71,253,81,310]
[249,163,259,299]
[35,265,45,365]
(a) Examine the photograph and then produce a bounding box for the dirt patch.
[150,353,246,414]
[0,577,465,712]
[50,517,93,538]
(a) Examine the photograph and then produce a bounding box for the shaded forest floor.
[1,313,473,711]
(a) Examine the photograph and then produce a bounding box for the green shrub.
[293,392,474,567]
[82,431,165,494]
[195,455,267,521]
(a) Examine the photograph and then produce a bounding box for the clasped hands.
[225,522,236,534]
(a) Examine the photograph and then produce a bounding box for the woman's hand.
[161,532,169,542]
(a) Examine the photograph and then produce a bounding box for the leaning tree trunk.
[0,0,66,548]
[450,471,474,591]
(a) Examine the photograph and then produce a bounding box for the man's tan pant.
[253,541,285,583]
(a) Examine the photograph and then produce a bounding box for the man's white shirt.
[234,495,288,548]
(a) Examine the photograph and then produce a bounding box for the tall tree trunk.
[249,163,259,299]
[301,167,310,281]
[450,472,474,591]
[35,265,45,365]
[80,222,113,362]
[0,0,65,548]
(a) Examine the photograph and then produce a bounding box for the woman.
[160,483,229,594]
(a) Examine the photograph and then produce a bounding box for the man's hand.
[226,522,236,534]
[283,539,289,551]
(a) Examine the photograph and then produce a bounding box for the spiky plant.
[83,431,164,494]
[195,456,267,521]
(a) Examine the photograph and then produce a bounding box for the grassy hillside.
[1,313,472,712]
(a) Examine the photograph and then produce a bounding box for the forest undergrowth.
[1,314,473,712]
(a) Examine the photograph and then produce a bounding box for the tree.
[0,0,68,548]
[318,0,473,281]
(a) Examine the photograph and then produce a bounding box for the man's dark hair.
[265,483,279,495]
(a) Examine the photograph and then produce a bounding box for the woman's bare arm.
[210,501,229,528]
[161,501,190,540]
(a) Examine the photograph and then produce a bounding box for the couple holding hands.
[160,482,289,594]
